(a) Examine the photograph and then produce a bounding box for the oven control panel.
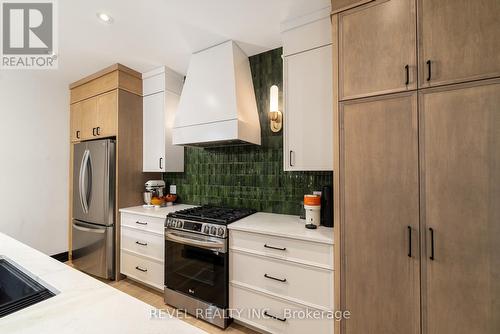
[165,218,227,238]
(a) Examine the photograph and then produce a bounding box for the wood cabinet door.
[420,80,500,334]
[79,98,98,140]
[96,90,118,138]
[340,92,420,334]
[283,45,333,171]
[418,0,500,88]
[339,0,417,100]
[143,92,165,172]
[70,103,83,142]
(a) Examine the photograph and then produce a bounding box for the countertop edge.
[228,225,334,245]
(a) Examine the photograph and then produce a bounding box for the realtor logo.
[1,0,58,69]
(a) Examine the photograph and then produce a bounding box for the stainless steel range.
[164,206,256,329]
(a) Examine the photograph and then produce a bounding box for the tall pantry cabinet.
[331,1,500,334]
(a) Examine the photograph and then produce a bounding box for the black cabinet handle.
[264,274,287,283]
[289,150,294,167]
[426,60,432,81]
[429,227,435,260]
[264,311,286,322]
[76,130,80,139]
[407,226,412,258]
[135,241,148,246]
[159,157,163,170]
[405,65,410,85]
[96,127,101,136]
[135,266,147,272]
[92,128,96,136]
[135,221,148,226]
[264,244,286,251]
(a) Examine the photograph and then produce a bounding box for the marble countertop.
[0,233,206,334]
[119,204,197,219]
[228,212,334,245]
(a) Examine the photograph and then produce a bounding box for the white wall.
[0,70,69,256]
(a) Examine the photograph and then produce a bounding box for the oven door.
[165,229,228,308]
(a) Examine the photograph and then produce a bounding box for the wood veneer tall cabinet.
[338,0,417,100]
[340,92,420,334]
[69,64,144,281]
[419,79,500,334]
[332,0,500,333]
[418,0,500,88]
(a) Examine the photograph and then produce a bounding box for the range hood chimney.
[173,41,261,147]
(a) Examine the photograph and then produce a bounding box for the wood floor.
[107,278,258,334]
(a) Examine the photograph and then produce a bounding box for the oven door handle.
[165,232,225,251]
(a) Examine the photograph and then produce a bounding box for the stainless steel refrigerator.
[72,139,115,279]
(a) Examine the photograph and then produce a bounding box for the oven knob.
[176,220,183,228]
[203,225,210,234]
[217,227,224,237]
[210,226,216,235]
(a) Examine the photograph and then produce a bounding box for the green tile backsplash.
[164,48,332,215]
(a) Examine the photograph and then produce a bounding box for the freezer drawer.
[71,220,114,279]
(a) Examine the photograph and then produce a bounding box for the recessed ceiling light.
[97,12,113,24]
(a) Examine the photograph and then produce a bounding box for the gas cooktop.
[168,206,256,225]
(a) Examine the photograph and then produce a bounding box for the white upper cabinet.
[143,67,184,173]
[282,8,333,171]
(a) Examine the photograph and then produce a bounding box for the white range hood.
[173,41,261,147]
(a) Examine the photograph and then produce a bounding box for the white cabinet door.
[284,45,333,171]
[143,92,166,172]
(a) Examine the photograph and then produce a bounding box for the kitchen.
[0,1,499,334]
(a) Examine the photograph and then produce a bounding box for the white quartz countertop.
[0,233,206,334]
[228,212,334,245]
[119,204,197,219]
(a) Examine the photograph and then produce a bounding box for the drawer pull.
[135,221,148,226]
[135,241,148,246]
[264,244,286,251]
[264,311,286,322]
[264,273,287,283]
[135,266,148,273]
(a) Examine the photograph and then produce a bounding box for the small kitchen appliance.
[321,185,333,227]
[164,206,256,328]
[145,180,166,198]
[304,194,321,229]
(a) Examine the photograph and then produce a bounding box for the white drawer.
[121,226,164,261]
[230,230,333,270]
[230,251,333,310]
[230,285,334,334]
[120,251,164,290]
[121,213,165,235]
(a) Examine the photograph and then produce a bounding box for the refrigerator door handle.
[79,149,91,214]
[87,150,93,212]
[72,221,106,234]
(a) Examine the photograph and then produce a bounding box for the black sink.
[0,258,55,318]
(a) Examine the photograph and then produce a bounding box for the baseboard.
[51,251,69,262]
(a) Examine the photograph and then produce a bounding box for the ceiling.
[58,0,330,83]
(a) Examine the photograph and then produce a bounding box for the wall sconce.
[269,85,282,132]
